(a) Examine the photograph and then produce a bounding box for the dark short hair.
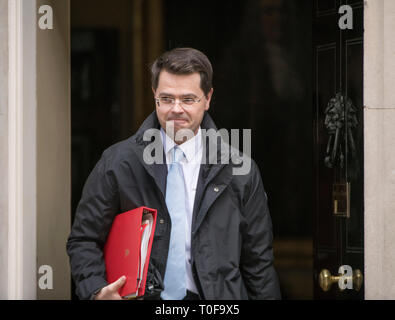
[150,48,213,97]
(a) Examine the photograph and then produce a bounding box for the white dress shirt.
[160,127,203,295]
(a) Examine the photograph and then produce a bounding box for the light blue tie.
[161,146,187,300]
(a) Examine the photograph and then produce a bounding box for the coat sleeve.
[240,161,281,300]
[66,150,120,300]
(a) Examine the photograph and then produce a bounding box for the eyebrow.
[158,93,198,98]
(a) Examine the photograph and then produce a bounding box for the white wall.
[3,0,38,299]
[364,0,395,299]
[0,0,9,300]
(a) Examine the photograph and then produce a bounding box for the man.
[66,47,281,300]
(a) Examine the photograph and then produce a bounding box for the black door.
[313,0,364,299]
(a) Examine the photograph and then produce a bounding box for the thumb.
[109,276,126,292]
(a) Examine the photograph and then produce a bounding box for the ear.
[205,88,214,111]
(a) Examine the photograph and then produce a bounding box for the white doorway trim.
[7,0,37,299]
[364,0,395,299]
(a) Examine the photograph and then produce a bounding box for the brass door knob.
[319,268,363,292]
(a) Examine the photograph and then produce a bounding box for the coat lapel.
[191,119,235,235]
[192,163,232,236]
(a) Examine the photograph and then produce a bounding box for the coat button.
[159,219,165,224]
[213,187,219,192]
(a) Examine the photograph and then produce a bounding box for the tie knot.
[172,147,185,163]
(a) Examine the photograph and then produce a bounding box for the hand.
[94,276,126,300]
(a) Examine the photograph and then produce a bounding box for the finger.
[108,276,126,292]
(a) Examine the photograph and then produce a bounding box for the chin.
[173,121,190,130]
[174,125,191,135]
[175,124,198,140]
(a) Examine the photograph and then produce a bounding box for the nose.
[172,99,184,112]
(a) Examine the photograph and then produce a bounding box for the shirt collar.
[160,127,202,163]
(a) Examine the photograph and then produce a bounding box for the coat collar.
[131,111,239,238]
[131,110,233,210]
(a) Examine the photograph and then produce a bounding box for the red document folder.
[103,206,157,299]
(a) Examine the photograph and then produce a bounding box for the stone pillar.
[0,0,9,300]
[364,0,395,299]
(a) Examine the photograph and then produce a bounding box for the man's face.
[154,70,213,141]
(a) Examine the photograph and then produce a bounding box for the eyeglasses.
[155,95,204,109]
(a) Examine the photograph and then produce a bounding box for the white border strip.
[22,0,37,299]
[8,0,24,300]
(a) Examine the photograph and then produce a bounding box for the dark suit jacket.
[66,111,281,300]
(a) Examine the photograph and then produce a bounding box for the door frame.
[364,0,395,299]
[6,0,37,299]
[1,0,71,299]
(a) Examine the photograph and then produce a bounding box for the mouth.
[168,118,188,123]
